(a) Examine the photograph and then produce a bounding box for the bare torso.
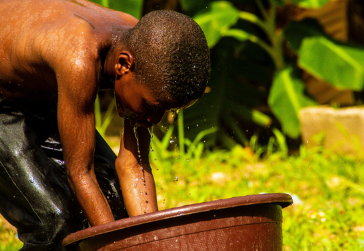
[0,0,150,226]
[0,0,137,105]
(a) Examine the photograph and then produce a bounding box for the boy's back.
[0,0,137,105]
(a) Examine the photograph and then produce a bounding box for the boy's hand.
[115,119,158,216]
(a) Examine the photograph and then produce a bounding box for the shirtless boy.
[0,0,210,250]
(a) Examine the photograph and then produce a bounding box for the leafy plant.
[89,0,364,148]
[150,110,217,170]
[182,0,364,144]
[89,0,143,19]
[95,95,116,138]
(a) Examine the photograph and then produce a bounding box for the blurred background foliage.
[91,0,364,152]
[3,1,364,250]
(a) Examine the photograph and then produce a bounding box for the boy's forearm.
[115,155,158,216]
[116,120,158,216]
[68,170,115,226]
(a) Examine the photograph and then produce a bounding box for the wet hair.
[121,10,210,105]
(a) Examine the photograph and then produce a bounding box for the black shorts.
[0,97,127,251]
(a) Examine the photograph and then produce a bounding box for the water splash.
[133,127,142,164]
[148,127,154,153]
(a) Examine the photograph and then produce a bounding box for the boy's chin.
[124,118,153,128]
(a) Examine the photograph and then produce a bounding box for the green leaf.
[180,0,211,14]
[222,29,251,42]
[89,0,143,19]
[298,37,364,91]
[271,0,331,8]
[268,65,317,138]
[89,0,103,6]
[271,0,286,6]
[272,128,288,157]
[227,100,271,127]
[284,18,327,52]
[291,0,331,8]
[193,1,240,48]
[183,37,270,146]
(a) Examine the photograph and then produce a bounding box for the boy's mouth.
[116,102,153,128]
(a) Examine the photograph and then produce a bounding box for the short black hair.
[122,10,210,105]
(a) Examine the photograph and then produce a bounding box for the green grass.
[2,141,364,250]
[151,144,364,251]
[0,216,22,251]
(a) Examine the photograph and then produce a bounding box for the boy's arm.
[115,120,158,216]
[56,57,115,226]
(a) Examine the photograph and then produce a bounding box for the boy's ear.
[115,51,134,76]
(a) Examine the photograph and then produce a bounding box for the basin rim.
[63,193,292,247]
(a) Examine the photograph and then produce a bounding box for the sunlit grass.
[2,141,364,250]
[152,145,364,251]
[0,216,22,251]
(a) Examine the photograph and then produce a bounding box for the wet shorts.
[0,96,127,250]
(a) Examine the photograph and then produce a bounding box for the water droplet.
[170,139,174,144]
[30,177,34,183]
[186,158,190,161]
[148,127,154,153]
[175,177,178,181]
[196,124,199,127]
[133,127,143,164]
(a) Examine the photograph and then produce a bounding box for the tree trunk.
[348,0,364,45]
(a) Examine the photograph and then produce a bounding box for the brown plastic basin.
[63,193,292,251]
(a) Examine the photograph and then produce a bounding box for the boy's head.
[113,10,210,127]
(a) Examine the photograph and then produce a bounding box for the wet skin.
[0,0,178,226]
